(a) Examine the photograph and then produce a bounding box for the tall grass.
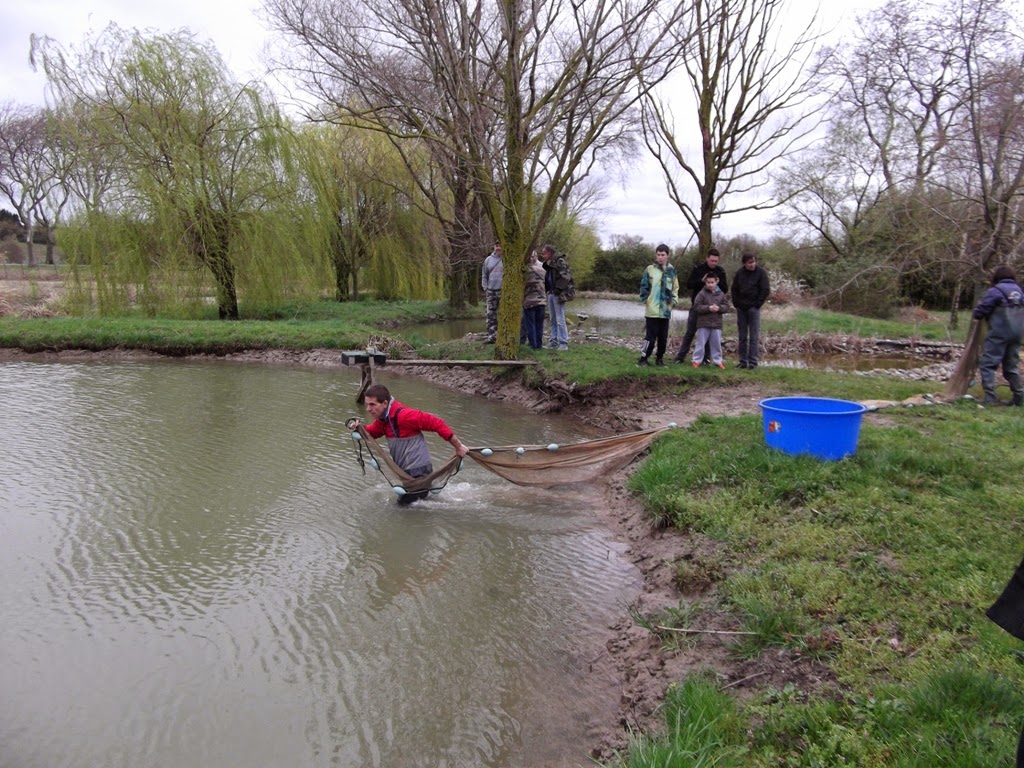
[607,675,747,768]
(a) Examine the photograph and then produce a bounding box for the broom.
[943,318,984,399]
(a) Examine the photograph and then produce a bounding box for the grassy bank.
[0,300,470,354]
[760,306,971,344]
[615,402,1024,767]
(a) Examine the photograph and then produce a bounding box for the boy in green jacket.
[638,244,679,366]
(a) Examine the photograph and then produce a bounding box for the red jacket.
[364,400,455,442]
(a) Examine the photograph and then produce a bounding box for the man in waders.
[973,265,1024,406]
[350,384,469,505]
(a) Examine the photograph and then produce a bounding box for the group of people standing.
[371,249,1024,511]
[482,242,575,351]
[638,245,770,369]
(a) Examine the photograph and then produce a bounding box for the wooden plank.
[386,359,538,367]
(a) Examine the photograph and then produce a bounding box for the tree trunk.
[697,191,714,257]
[209,250,239,320]
[190,210,238,320]
[24,212,35,267]
[334,259,350,302]
[948,276,962,330]
[45,225,55,265]
[448,258,475,309]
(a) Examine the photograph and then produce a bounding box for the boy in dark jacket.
[673,247,728,363]
[731,253,770,369]
[691,274,731,368]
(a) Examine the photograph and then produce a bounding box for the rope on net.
[348,423,464,498]
[348,421,675,495]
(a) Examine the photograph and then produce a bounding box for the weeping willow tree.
[31,25,330,319]
[298,123,446,301]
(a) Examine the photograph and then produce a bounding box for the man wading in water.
[349,384,469,505]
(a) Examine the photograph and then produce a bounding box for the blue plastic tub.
[759,397,868,461]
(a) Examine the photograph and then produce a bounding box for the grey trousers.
[736,306,761,366]
[979,329,1023,398]
[693,328,723,365]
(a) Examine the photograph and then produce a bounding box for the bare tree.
[0,102,49,265]
[640,0,825,258]
[777,0,1024,327]
[943,0,1024,278]
[264,0,691,358]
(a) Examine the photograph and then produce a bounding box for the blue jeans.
[736,306,761,366]
[523,305,545,349]
[547,293,568,348]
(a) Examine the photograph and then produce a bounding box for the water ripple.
[1,360,640,767]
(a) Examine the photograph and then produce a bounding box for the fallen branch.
[720,670,771,691]
[656,625,758,636]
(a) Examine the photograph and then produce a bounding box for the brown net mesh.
[465,428,668,488]
[352,426,464,494]
[351,426,671,494]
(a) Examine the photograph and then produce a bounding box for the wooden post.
[341,349,537,403]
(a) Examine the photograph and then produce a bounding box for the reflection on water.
[0,360,639,768]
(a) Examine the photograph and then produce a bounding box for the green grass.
[762,307,971,344]
[606,674,748,767]
[620,404,1024,766]
[0,300,475,354]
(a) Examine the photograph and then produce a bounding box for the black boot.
[1012,392,1023,407]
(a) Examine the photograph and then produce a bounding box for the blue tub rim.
[758,396,868,416]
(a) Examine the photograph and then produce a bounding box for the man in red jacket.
[351,384,469,505]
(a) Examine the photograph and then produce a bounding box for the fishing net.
[349,423,671,494]
[466,427,669,488]
[350,425,464,496]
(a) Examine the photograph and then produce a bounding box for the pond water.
[0,360,640,768]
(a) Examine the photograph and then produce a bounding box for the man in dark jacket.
[541,244,574,350]
[731,252,771,369]
[673,247,728,363]
[987,555,1024,766]
[973,265,1024,406]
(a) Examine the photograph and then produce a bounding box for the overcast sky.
[1,0,879,249]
